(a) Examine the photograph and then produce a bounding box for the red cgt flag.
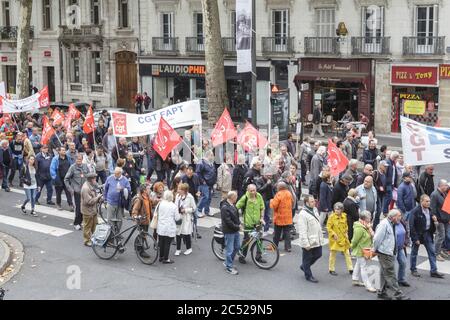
[237,122,268,152]
[153,117,182,160]
[51,109,65,126]
[41,120,55,145]
[211,108,237,147]
[68,103,81,119]
[442,192,450,215]
[83,106,95,134]
[327,139,349,177]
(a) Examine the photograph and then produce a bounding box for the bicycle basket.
[91,224,112,246]
[213,224,224,245]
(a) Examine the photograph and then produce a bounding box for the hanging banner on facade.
[236,0,252,73]
[401,116,450,166]
[403,100,426,115]
[0,82,5,98]
[110,100,202,137]
[0,86,49,113]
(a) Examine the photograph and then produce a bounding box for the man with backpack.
[242,158,262,196]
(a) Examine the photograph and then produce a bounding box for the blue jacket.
[373,218,396,256]
[362,148,378,167]
[50,154,73,181]
[385,159,398,189]
[196,159,217,186]
[397,182,416,214]
[104,174,131,206]
[318,181,333,212]
[36,152,53,181]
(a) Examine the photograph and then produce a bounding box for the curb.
[0,232,24,285]
[0,238,11,275]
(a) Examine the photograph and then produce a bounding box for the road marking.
[417,259,450,275]
[0,214,73,237]
[15,205,74,220]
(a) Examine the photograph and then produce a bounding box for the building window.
[315,8,335,37]
[415,5,437,45]
[68,0,79,5]
[161,12,174,42]
[70,51,80,83]
[231,11,236,37]
[362,6,384,39]
[118,0,129,28]
[193,12,203,44]
[3,1,11,27]
[272,9,289,45]
[91,0,100,25]
[91,51,101,84]
[42,0,52,30]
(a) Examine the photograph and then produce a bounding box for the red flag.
[211,108,237,147]
[38,86,50,108]
[237,122,268,152]
[51,109,65,126]
[63,113,73,132]
[153,117,182,160]
[68,103,81,119]
[83,106,95,134]
[42,115,49,127]
[41,120,55,145]
[327,139,349,177]
[442,193,450,215]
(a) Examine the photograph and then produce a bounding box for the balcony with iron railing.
[304,37,339,55]
[186,37,205,55]
[262,37,295,55]
[152,37,179,54]
[222,37,236,55]
[403,36,445,56]
[0,26,34,41]
[351,36,391,55]
[59,25,103,44]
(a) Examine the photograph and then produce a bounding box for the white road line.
[15,204,74,220]
[417,260,450,275]
[0,215,73,237]
[11,188,68,201]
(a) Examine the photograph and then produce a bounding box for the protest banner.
[0,86,49,113]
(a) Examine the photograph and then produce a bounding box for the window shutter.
[413,6,417,36]
[380,6,385,37]
[433,4,438,36]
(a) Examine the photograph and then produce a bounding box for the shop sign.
[399,93,422,100]
[1,57,7,62]
[44,51,52,57]
[391,65,438,86]
[151,64,206,78]
[403,100,426,115]
[440,64,450,80]
[318,63,352,72]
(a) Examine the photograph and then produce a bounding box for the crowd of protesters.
[0,104,448,300]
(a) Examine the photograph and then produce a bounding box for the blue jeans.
[107,154,115,173]
[301,246,323,279]
[146,156,155,180]
[35,179,53,203]
[2,167,9,189]
[197,184,212,215]
[24,188,37,210]
[382,187,393,214]
[396,249,407,283]
[410,231,437,273]
[224,232,241,269]
[96,171,107,185]
[263,200,271,232]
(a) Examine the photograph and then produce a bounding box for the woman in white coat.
[174,183,197,256]
[156,190,181,264]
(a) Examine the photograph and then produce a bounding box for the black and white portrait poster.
[236,0,252,73]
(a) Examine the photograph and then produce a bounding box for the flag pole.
[181,139,198,163]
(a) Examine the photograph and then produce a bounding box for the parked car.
[37,102,92,116]
[93,107,127,124]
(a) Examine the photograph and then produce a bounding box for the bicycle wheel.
[211,237,226,261]
[92,237,119,260]
[250,238,279,270]
[134,232,159,265]
[97,201,107,224]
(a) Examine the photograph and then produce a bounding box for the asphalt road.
[0,181,449,300]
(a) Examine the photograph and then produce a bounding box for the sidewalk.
[0,232,24,286]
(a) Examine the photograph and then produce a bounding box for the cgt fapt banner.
[0,86,49,113]
[401,116,450,166]
[110,100,202,137]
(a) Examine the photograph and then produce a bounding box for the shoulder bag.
[150,203,160,229]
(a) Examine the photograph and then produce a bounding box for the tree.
[15,0,33,99]
[201,0,229,127]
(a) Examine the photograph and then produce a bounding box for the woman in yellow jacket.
[326,202,353,275]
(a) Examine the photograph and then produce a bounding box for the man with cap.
[397,171,417,222]
[81,172,102,247]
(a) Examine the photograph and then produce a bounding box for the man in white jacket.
[297,195,325,283]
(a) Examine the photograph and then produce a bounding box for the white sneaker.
[197,212,205,218]
[207,212,215,217]
[184,249,192,255]
[174,250,181,256]
[74,225,81,231]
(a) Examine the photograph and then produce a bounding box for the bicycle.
[211,224,280,270]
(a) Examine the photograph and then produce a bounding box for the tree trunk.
[201,0,229,127]
[15,0,33,99]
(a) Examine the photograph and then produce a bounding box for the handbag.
[150,203,160,229]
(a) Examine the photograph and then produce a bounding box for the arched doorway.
[115,51,137,112]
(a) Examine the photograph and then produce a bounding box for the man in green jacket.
[236,184,265,264]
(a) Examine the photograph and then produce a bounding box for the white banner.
[401,116,450,166]
[236,0,252,73]
[110,100,202,137]
[0,86,49,114]
[0,82,5,98]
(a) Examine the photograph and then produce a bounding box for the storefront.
[390,65,440,132]
[139,62,270,121]
[294,58,373,122]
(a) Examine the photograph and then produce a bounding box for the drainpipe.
[59,0,64,103]
[137,0,142,93]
